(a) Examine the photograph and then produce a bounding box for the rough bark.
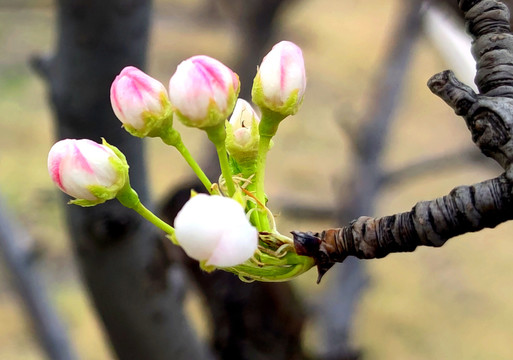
[294,174,513,277]
[41,1,207,359]
[293,0,513,281]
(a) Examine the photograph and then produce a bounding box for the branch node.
[428,70,478,116]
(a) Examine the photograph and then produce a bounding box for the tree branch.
[293,0,513,281]
[294,173,513,282]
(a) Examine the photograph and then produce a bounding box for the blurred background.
[1,0,513,359]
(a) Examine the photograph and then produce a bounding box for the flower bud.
[47,139,128,206]
[169,55,240,129]
[225,99,260,167]
[110,66,171,137]
[174,194,258,267]
[252,41,306,117]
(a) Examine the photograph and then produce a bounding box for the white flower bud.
[174,194,258,267]
[225,99,261,167]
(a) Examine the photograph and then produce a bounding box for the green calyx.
[69,139,130,207]
[223,232,315,282]
[122,93,173,138]
[175,86,240,130]
[252,73,303,118]
[225,117,260,169]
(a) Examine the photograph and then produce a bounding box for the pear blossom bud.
[110,66,171,137]
[174,194,258,267]
[47,139,128,206]
[168,55,240,129]
[252,41,306,117]
[225,99,261,167]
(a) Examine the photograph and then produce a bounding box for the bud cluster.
[47,41,312,281]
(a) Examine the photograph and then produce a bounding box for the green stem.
[117,186,175,236]
[216,142,236,196]
[132,201,175,237]
[243,180,261,230]
[206,123,236,197]
[160,128,212,193]
[174,142,213,193]
[254,135,272,230]
[253,110,284,231]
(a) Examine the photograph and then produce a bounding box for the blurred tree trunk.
[38,1,208,359]
[0,195,78,360]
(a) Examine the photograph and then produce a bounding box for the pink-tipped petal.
[47,139,124,202]
[254,41,306,114]
[110,66,169,132]
[169,55,239,128]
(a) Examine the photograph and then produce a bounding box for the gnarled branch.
[293,0,513,281]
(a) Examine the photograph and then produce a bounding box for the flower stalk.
[206,123,236,197]
[159,127,213,193]
[116,185,175,237]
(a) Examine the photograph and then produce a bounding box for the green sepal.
[69,139,130,208]
[121,93,173,138]
[199,260,216,273]
[228,155,242,176]
[252,72,303,118]
[166,234,179,246]
[225,116,260,169]
[68,198,103,207]
[231,187,247,209]
[223,252,315,282]
[174,82,240,130]
[208,230,315,282]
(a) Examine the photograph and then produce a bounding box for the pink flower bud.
[47,139,127,206]
[168,55,240,128]
[110,66,171,137]
[252,41,306,116]
[174,194,258,267]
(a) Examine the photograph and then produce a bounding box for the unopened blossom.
[252,41,306,117]
[110,66,171,137]
[47,139,128,206]
[174,194,258,267]
[168,55,240,129]
[225,99,261,166]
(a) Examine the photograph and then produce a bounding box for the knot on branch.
[462,0,513,96]
[428,69,513,169]
[465,0,510,36]
[292,231,335,283]
[427,70,477,116]
[466,97,513,168]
